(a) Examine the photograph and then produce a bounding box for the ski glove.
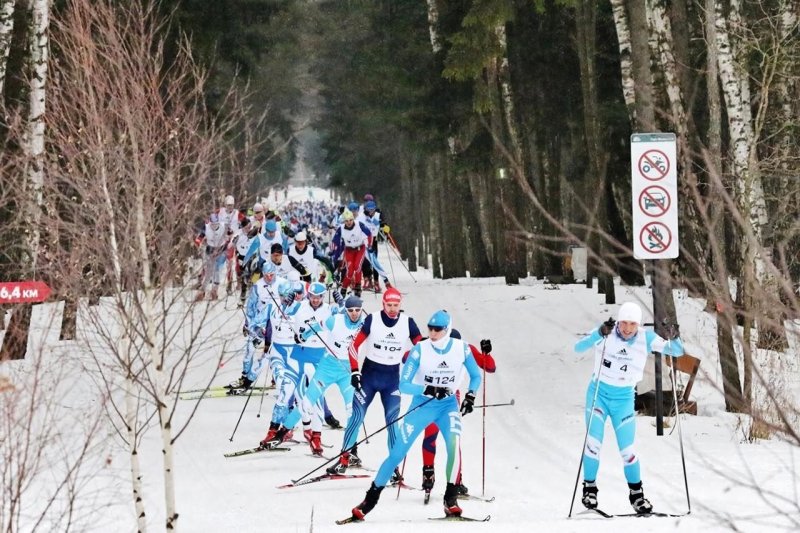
[480,339,492,354]
[350,371,362,391]
[423,386,451,400]
[242,325,249,337]
[460,391,476,416]
[332,289,344,305]
[281,294,295,306]
[599,317,616,337]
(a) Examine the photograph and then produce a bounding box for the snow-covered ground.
[5,227,800,533]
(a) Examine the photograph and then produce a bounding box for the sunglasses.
[427,325,445,332]
[346,307,362,313]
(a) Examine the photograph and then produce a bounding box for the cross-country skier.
[346,310,482,521]
[263,294,365,453]
[287,231,320,282]
[420,332,496,497]
[196,213,229,301]
[259,281,304,446]
[574,301,683,514]
[326,287,421,475]
[330,210,372,296]
[357,200,391,293]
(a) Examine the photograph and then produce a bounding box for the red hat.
[382,287,402,304]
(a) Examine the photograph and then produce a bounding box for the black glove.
[332,289,343,305]
[599,317,616,337]
[351,371,362,391]
[480,339,492,354]
[460,391,476,416]
[242,325,249,337]
[281,294,294,306]
[423,386,451,400]
[293,333,302,344]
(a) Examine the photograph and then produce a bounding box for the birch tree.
[0,0,15,106]
[40,0,253,529]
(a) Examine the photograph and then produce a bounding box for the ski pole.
[362,421,370,444]
[382,236,397,288]
[481,353,487,496]
[256,357,273,419]
[229,381,257,442]
[666,336,692,514]
[291,396,436,484]
[384,233,416,283]
[568,336,607,518]
[475,399,514,409]
[395,457,407,500]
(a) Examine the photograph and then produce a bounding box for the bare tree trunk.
[704,0,743,412]
[0,0,15,105]
[424,0,441,54]
[610,0,636,120]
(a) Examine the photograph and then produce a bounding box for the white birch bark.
[610,0,636,120]
[647,0,687,138]
[425,0,441,54]
[494,24,524,172]
[0,0,16,103]
[23,0,49,273]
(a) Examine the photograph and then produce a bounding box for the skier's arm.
[464,347,482,392]
[574,328,603,353]
[469,344,496,372]
[408,318,422,345]
[358,222,373,247]
[646,330,684,357]
[399,344,425,396]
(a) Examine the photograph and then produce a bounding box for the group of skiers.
[197,194,686,522]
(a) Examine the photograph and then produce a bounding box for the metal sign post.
[631,133,679,436]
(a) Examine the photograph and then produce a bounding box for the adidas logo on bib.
[386,332,396,339]
[437,361,449,368]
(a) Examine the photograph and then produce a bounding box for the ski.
[335,516,362,525]
[428,515,491,522]
[179,387,273,400]
[279,473,370,489]
[391,481,418,491]
[223,446,290,458]
[457,494,495,503]
[178,385,272,395]
[583,508,686,519]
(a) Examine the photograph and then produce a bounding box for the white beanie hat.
[617,302,642,323]
[225,195,235,205]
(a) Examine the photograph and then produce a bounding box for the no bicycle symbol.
[638,150,670,181]
[639,222,672,254]
[638,185,670,217]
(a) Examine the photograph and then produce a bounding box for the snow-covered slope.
[6,235,800,533]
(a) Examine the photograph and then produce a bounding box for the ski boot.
[302,422,313,445]
[310,431,323,456]
[209,286,219,300]
[347,448,363,467]
[325,414,341,429]
[260,424,289,449]
[389,466,403,485]
[194,290,205,302]
[353,284,362,297]
[225,374,248,389]
[351,482,384,521]
[326,453,349,475]
[422,465,435,504]
[628,482,653,514]
[455,482,469,496]
[225,376,253,395]
[443,482,463,517]
[581,481,598,509]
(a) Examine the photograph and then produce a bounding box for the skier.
[326,287,421,475]
[287,231,320,283]
[420,333,496,497]
[196,213,228,301]
[357,200,391,292]
[227,261,286,390]
[259,281,304,446]
[262,294,365,453]
[346,310,482,521]
[574,301,683,514]
[330,209,372,296]
[269,243,310,282]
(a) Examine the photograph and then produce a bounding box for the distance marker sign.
[631,133,679,259]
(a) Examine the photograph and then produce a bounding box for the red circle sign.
[639,222,672,253]
[638,150,670,181]
[638,185,671,217]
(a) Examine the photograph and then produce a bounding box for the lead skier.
[575,301,683,514]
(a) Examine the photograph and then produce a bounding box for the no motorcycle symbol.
[639,222,672,254]
[638,150,670,181]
